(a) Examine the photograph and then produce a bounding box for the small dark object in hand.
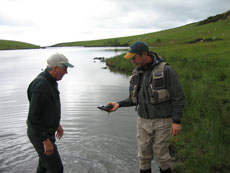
[97,104,113,112]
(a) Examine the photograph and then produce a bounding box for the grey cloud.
[108,0,230,31]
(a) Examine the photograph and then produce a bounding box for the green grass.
[0,39,40,50]
[160,41,230,172]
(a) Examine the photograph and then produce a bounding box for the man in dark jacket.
[27,53,74,173]
[109,41,185,173]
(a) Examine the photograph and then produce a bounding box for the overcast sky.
[0,0,229,46]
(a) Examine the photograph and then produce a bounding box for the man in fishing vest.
[109,41,185,173]
[27,53,74,173]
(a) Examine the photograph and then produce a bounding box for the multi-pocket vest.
[130,62,170,104]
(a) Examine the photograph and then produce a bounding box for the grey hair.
[46,64,65,71]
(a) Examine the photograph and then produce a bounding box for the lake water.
[0,47,159,173]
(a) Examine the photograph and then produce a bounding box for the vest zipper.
[142,74,150,119]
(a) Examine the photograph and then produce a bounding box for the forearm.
[166,65,185,122]
[117,97,136,107]
[171,93,185,123]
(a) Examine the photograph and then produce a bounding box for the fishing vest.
[130,62,170,104]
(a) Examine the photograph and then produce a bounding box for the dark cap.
[124,41,149,59]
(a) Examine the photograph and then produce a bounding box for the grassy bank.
[158,41,230,172]
[0,39,40,50]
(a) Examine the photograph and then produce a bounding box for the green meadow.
[1,10,230,172]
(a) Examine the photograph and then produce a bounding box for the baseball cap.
[124,41,149,59]
[47,53,74,68]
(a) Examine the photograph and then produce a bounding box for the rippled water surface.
[0,47,158,173]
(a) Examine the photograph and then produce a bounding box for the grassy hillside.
[0,39,40,50]
[52,11,230,48]
[105,12,230,173]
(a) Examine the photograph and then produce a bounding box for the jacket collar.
[136,51,164,72]
[42,69,57,85]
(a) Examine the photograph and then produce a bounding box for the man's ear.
[52,65,58,71]
[142,52,148,56]
[143,52,152,63]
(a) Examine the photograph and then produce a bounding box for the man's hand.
[170,123,181,136]
[43,138,54,156]
[108,102,119,112]
[56,124,64,139]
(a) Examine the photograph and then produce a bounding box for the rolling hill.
[0,39,40,50]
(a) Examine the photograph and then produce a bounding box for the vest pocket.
[149,87,170,104]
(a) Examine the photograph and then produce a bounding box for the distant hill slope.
[52,10,230,47]
[197,10,230,25]
[0,39,40,50]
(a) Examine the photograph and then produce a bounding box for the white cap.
[47,53,74,68]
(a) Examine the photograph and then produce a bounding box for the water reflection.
[0,47,159,173]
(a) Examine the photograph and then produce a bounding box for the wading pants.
[27,128,63,173]
[137,117,172,171]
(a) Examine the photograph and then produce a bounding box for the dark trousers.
[27,128,63,173]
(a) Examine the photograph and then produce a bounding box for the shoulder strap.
[152,62,167,89]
